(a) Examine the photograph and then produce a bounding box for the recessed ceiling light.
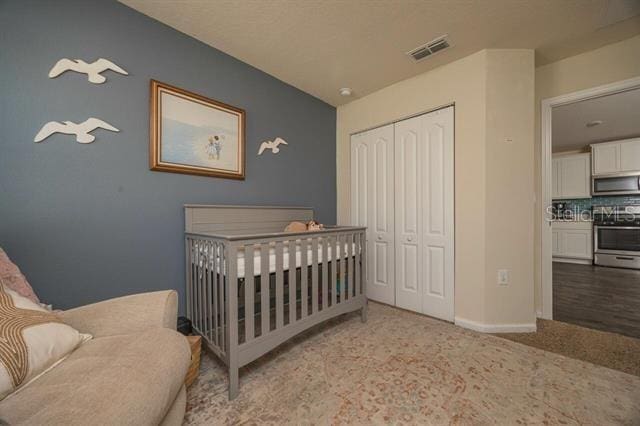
[586,120,603,128]
[339,87,352,97]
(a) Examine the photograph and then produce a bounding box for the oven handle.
[616,256,636,261]
[594,226,640,230]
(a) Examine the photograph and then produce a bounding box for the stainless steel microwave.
[592,173,640,196]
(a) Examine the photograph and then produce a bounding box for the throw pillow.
[0,280,91,400]
[0,248,40,304]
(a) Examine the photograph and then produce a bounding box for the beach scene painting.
[150,80,245,179]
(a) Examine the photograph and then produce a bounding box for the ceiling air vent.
[407,35,450,62]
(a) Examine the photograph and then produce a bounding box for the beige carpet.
[496,318,640,377]
[185,303,640,424]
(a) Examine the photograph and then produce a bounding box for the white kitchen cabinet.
[552,221,593,264]
[619,139,640,172]
[552,153,591,199]
[562,230,592,259]
[592,137,640,175]
[552,228,560,256]
[592,143,619,175]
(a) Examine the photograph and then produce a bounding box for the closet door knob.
[407,237,413,242]
[377,235,382,240]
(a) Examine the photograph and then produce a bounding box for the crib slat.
[301,238,308,318]
[321,237,328,311]
[339,235,346,303]
[331,235,337,307]
[196,241,202,333]
[191,241,200,328]
[260,243,269,336]
[361,232,369,296]
[186,239,190,321]
[288,239,296,325]
[203,242,209,341]
[219,242,226,352]
[226,243,239,396]
[311,237,319,314]
[212,242,219,346]
[275,241,284,329]
[244,244,255,343]
[201,244,206,333]
[348,234,354,299]
[361,232,366,300]
[206,242,213,343]
[185,239,191,321]
[355,233,362,296]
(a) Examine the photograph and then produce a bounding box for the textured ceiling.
[120,0,640,106]
[552,87,640,152]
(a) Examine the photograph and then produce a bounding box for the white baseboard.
[454,316,537,333]
[536,309,542,318]
[552,257,592,265]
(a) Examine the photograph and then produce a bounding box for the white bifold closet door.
[350,124,395,305]
[350,106,454,322]
[394,107,454,321]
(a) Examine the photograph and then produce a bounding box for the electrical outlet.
[498,269,509,286]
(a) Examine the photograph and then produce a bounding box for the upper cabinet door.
[619,138,640,172]
[592,143,620,175]
[592,138,640,175]
[560,153,591,199]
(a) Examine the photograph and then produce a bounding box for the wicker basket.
[185,335,202,387]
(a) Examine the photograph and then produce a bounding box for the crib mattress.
[194,242,358,279]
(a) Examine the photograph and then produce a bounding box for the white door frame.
[540,76,640,319]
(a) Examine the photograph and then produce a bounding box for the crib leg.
[229,364,239,400]
[360,304,367,323]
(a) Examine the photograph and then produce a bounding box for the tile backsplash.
[554,195,640,211]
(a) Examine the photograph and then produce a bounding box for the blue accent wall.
[0,1,336,311]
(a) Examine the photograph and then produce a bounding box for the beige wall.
[533,35,640,313]
[337,49,535,327]
[484,50,535,325]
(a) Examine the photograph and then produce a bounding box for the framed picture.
[150,80,245,179]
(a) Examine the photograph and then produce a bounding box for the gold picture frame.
[150,80,245,179]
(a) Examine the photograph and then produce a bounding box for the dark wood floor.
[553,262,640,339]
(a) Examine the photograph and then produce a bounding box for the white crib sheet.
[194,241,358,279]
[235,242,357,278]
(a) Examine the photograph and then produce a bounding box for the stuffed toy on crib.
[284,220,325,232]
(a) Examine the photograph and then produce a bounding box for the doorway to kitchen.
[541,76,640,339]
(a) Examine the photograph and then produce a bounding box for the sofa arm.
[61,290,178,338]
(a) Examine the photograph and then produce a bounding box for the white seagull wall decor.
[34,118,119,144]
[48,58,128,84]
[258,137,288,155]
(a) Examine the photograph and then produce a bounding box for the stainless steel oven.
[592,173,640,196]
[593,205,640,269]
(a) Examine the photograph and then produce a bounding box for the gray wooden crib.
[184,205,367,399]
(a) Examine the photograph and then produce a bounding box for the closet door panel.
[351,125,394,305]
[394,117,422,313]
[421,107,454,321]
[369,125,395,305]
[350,133,368,228]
